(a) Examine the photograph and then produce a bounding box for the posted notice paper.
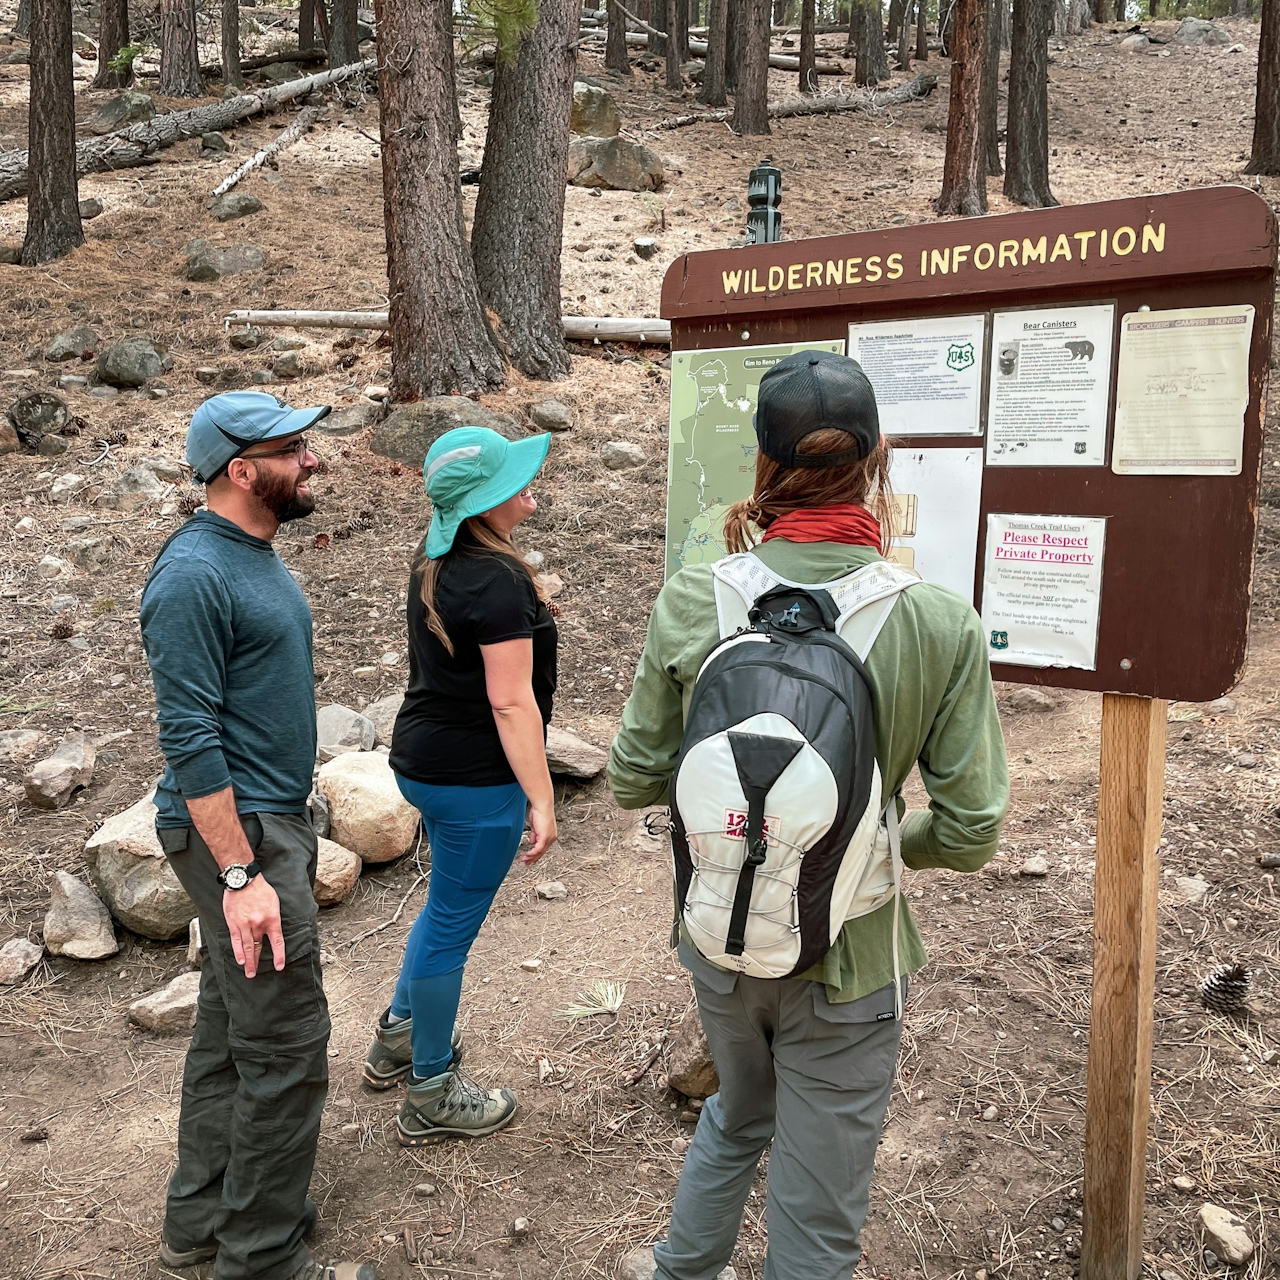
[849,315,986,436]
[982,514,1107,670]
[1112,304,1254,475]
[987,304,1115,466]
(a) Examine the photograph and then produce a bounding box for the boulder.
[0,421,18,454]
[1173,17,1231,45]
[67,537,112,573]
[619,1248,735,1280]
[666,1008,719,1098]
[37,554,75,578]
[44,871,118,960]
[208,192,264,222]
[97,464,167,510]
[135,455,184,483]
[1002,685,1059,713]
[78,196,105,219]
[24,732,95,809]
[315,401,381,437]
[364,692,404,748]
[316,703,376,762]
[6,389,70,445]
[47,474,84,504]
[229,326,264,350]
[1,46,29,64]
[128,971,201,1034]
[314,837,361,906]
[1198,1204,1254,1265]
[183,239,268,282]
[371,396,522,466]
[568,136,664,192]
[316,752,419,864]
[272,351,301,379]
[86,91,155,135]
[84,790,195,940]
[545,726,607,779]
[536,880,568,900]
[0,938,43,984]
[46,325,100,363]
[261,61,303,84]
[571,81,621,138]
[1120,33,1149,49]
[201,131,230,152]
[529,400,573,432]
[602,440,645,469]
[0,729,43,761]
[96,337,165,387]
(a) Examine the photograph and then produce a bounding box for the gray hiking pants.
[158,812,330,1280]
[654,939,902,1280]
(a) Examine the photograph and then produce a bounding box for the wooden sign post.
[658,186,1277,1280]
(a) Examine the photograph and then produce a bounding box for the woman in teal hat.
[362,425,557,1145]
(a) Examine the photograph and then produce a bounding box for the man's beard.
[251,467,315,523]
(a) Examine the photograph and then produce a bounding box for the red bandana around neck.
[759,503,883,549]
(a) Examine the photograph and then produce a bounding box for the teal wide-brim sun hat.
[423,426,552,558]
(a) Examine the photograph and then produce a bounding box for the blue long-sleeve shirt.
[140,511,317,828]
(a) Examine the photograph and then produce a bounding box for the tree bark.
[853,0,889,84]
[22,0,83,264]
[916,0,929,58]
[725,0,740,89]
[731,0,772,133]
[374,0,502,397]
[91,0,132,89]
[701,0,729,99]
[222,0,243,88]
[650,0,668,54]
[666,0,684,85]
[159,0,205,97]
[887,0,904,40]
[1003,0,1056,205]
[980,0,1001,174]
[607,0,634,71]
[299,0,316,54]
[936,0,987,215]
[472,0,574,380]
[1111,0,1122,17]
[1092,0,1106,20]
[1246,0,1280,173]
[15,0,31,37]
[897,0,911,65]
[329,0,361,69]
[1148,0,1158,15]
[799,0,817,88]
[677,0,691,58]
[940,0,954,52]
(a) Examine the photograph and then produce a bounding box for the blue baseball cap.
[187,391,331,483]
[424,427,551,559]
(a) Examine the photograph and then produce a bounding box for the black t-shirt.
[390,534,558,787]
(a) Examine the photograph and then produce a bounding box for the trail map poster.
[665,341,844,578]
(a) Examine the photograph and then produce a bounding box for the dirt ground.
[0,9,1278,1280]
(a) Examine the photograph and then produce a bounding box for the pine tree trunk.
[731,0,772,134]
[329,0,360,69]
[1004,0,1056,205]
[1091,0,1106,20]
[844,0,858,53]
[726,0,740,89]
[701,0,729,100]
[222,0,243,88]
[15,0,31,37]
[472,0,574,381]
[799,0,817,87]
[374,0,503,397]
[887,0,904,40]
[91,0,131,89]
[22,0,83,264]
[1246,0,1280,173]
[981,0,1001,173]
[677,0,691,59]
[299,0,316,53]
[666,0,684,85]
[853,0,889,84]
[607,0,633,72]
[936,0,987,214]
[1148,0,1158,16]
[897,0,911,64]
[940,0,953,52]
[916,0,929,58]
[650,0,668,55]
[159,0,205,97]
[1112,0,1122,17]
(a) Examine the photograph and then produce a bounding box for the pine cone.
[1198,963,1252,1015]
[105,429,128,446]
[49,614,75,641]
[346,513,373,534]
[177,491,203,516]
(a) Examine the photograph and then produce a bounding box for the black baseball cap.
[754,350,880,469]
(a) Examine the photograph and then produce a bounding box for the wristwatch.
[218,861,262,891]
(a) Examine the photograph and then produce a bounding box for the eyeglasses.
[241,436,310,464]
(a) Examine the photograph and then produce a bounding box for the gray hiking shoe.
[289,1261,378,1280]
[158,1238,217,1267]
[396,1067,517,1146]
[361,1009,462,1090]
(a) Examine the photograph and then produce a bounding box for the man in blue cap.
[141,392,376,1280]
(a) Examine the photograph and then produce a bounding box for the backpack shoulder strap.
[711,553,784,639]
[828,561,923,661]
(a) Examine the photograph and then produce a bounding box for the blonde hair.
[722,429,895,555]
[414,516,550,656]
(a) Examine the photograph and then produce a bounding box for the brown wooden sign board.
[660,186,1277,1280]
[660,185,1277,704]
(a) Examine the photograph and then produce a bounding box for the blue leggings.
[390,776,527,1078]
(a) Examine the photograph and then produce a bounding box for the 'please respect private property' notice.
[982,514,1107,670]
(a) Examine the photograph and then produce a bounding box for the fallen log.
[618,30,845,73]
[223,309,673,345]
[0,57,375,202]
[210,106,320,198]
[655,71,937,129]
[200,48,329,75]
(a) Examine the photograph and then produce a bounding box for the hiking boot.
[361,1010,463,1090]
[396,1067,517,1146]
[288,1260,378,1280]
[158,1238,217,1267]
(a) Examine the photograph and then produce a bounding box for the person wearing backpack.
[607,350,1009,1280]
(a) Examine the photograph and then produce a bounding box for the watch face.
[224,866,249,890]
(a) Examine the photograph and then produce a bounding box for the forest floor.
[0,9,1279,1280]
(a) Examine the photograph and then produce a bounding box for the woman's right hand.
[521,803,558,865]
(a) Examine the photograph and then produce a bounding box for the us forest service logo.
[990,630,1009,651]
[946,342,975,373]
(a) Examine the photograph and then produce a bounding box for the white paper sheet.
[885,448,984,602]
[1112,304,1254,476]
[987,305,1115,467]
[848,315,986,437]
[982,514,1107,670]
